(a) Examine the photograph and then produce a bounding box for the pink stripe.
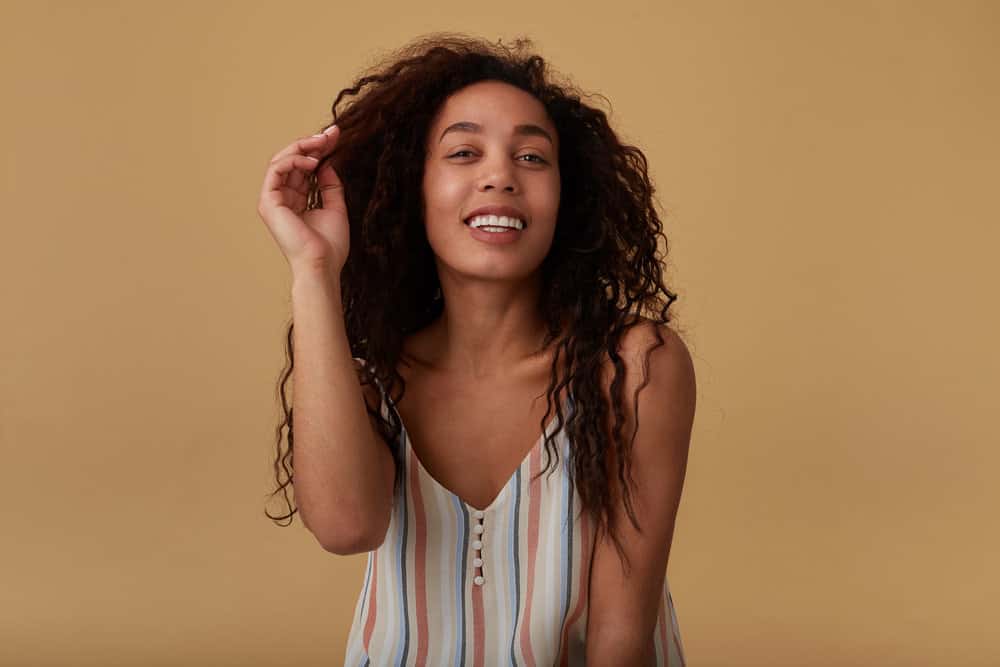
[472,567,486,667]
[362,552,378,655]
[518,444,543,667]
[558,506,591,666]
[409,447,429,665]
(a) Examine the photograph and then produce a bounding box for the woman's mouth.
[463,215,526,245]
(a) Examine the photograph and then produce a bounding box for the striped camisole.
[344,362,686,666]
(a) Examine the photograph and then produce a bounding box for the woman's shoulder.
[599,317,694,403]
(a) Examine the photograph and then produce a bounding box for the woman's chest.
[393,371,567,511]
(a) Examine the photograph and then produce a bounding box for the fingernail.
[323,124,338,135]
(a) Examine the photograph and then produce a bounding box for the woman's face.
[422,80,561,282]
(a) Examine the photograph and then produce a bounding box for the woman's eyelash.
[448,150,546,163]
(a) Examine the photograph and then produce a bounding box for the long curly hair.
[265,32,681,576]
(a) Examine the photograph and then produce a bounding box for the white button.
[472,540,483,550]
[473,524,484,534]
[473,558,483,567]
[473,575,484,586]
[474,510,484,519]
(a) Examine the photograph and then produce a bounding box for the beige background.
[2,1,997,665]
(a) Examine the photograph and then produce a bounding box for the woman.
[258,33,695,666]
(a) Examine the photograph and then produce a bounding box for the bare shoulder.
[599,317,696,408]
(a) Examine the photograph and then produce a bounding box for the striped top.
[344,360,686,666]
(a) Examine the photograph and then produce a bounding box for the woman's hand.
[256,125,350,278]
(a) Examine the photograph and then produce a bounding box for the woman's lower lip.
[466,224,524,245]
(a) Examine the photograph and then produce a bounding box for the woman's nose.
[477,157,518,193]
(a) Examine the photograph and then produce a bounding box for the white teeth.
[466,214,524,230]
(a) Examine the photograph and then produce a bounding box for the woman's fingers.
[268,125,337,163]
[283,135,326,192]
[269,132,323,163]
[260,154,320,209]
[314,150,346,210]
[276,125,339,192]
[258,125,342,222]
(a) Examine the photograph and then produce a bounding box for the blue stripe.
[453,496,470,667]
[508,466,523,665]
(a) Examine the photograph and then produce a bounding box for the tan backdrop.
[2,1,997,665]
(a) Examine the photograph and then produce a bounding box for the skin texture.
[418,80,562,379]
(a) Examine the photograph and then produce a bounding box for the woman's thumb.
[316,157,346,211]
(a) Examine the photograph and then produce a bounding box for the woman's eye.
[447,150,546,164]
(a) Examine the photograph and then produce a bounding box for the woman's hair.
[265,32,682,576]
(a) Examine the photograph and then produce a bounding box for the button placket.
[472,509,486,585]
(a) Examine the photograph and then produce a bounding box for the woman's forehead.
[431,81,557,140]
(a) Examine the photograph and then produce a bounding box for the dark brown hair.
[265,32,681,575]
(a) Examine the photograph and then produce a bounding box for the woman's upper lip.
[463,204,528,226]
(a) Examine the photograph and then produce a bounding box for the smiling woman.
[258,32,693,666]
[423,80,561,264]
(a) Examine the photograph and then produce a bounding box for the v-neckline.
[385,390,572,514]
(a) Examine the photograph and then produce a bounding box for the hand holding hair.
[256,124,350,278]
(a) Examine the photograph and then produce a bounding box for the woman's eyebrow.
[438,121,554,147]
